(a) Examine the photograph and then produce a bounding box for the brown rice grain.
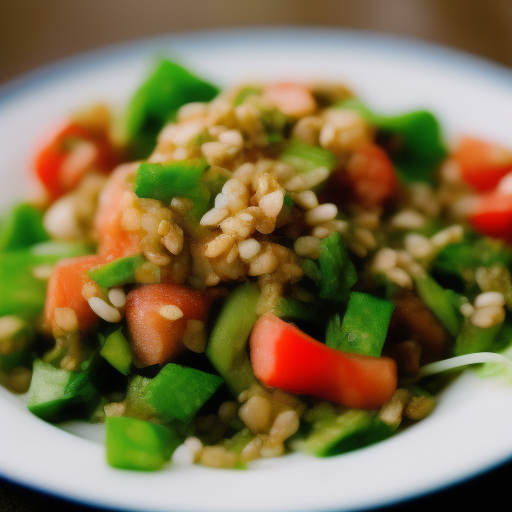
[294,236,322,259]
[54,307,79,332]
[238,238,261,260]
[470,305,506,328]
[158,305,184,321]
[239,395,272,433]
[108,288,127,308]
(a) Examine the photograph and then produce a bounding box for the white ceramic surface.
[1,28,512,512]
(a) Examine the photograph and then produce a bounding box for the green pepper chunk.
[0,241,93,319]
[99,328,132,375]
[338,98,447,183]
[279,142,337,174]
[297,405,395,457]
[319,233,357,302]
[123,59,219,158]
[454,321,503,356]
[206,283,260,396]
[145,363,223,423]
[0,203,49,252]
[106,417,181,471]
[87,254,146,288]
[413,273,461,337]
[326,292,394,357]
[134,159,211,218]
[27,358,98,422]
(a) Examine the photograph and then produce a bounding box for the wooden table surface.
[1,0,512,510]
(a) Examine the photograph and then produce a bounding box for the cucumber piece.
[298,407,395,457]
[206,283,260,396]
[88,254,146,288]
[414,273,461,337]
[27,358,98,422]
[145,364,223,423]
[106,417,181,471]
[327,292,394,356]
[99,328,132,375]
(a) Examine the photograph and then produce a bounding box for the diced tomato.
[125,284,212,367]
[468,192,512,242]
[454,136,512,192]
[250,312,397,410]
[262,83,317,118]
[325,143,397,209]
[45,254,105,332]
[33,119,119,201]
[94,163,141,258]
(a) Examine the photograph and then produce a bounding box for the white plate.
[1,27,512,512]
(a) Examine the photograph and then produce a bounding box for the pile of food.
[1,59,512,471]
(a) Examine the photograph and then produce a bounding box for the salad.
[1,58,512,472]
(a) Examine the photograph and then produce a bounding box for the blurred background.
[1,0,512,511]
[1,0,512,84]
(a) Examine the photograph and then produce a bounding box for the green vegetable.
[88,254,146,288]
[0,241,92,319]
[145,364,223,423]
[206,283,260,396]
[0,318,35,372]
[99,328,132,375]
[454,321,503,356]
[326,292,394,356]
[0,203,49,252]
[297,405,395,457]
[301,259,322,285]
[339,98,447,183]
[319,233,357,302]
[273,297,324,324]
[106,417,181,471]
[27,358,98,422]
[414,273,461,337]
[134,159,211,217]
[123,59,219,158]
[279,142,337,174]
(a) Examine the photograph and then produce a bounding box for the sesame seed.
[158,305,184,321]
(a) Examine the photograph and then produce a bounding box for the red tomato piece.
[126,284,212,367]
[250,312,397,410]
[455,136,512,192]
[45,254,106,332]
[468,192,512,243]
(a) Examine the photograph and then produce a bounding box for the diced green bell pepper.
[106,416,181,471]
[319,233,357,302]
[122,59,219,158]
[326,292,394,356]
[27,358,98,422]
[279,142,337,174]
[206,283,260,396]
[338,98,447,183]
[298,406,395,457]
[145,363,223,423]
[134,159,211,217]
[99,328,132,375]
[233,86,261,107]
[0,203,49,252]
[413,273,461,337]
[88,254,146,288]
[0,241,93,319]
